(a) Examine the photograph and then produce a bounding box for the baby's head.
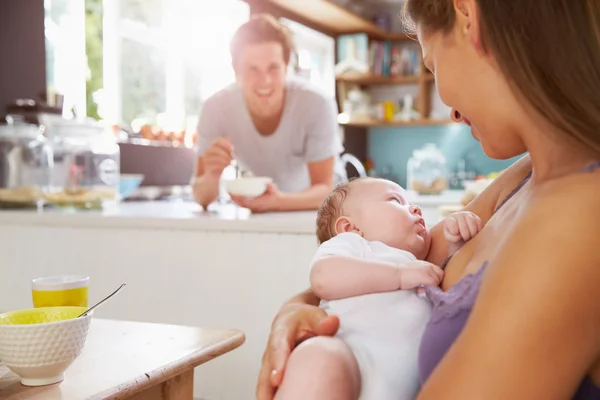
[316,177,431,259]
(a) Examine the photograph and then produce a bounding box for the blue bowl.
[119,174,144,200]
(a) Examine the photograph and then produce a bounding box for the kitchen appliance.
[44,121,120,209]
[0,121,53,208]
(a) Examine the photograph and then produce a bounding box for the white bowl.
[225,177,272,199]
[0,306,92,387]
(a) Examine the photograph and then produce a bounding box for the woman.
[257,1,600,399]
[192,14,346,213]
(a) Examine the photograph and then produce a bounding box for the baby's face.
[342,179,431,259]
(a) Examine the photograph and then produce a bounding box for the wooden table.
[0,319,245,399]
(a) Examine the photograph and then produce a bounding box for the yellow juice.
[31,276,90,308]
[32,286,89,308]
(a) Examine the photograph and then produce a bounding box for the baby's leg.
[274,336,361,400]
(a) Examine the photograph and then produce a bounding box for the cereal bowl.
[0,306,92,386]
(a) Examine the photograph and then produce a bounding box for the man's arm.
[276,157,334,211]
[192,156,220,209]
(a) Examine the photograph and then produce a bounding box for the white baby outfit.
[310,232,432,400]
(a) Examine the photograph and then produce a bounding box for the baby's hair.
[316,177,364,244]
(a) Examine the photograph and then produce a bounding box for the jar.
[407,143,448,195]
[44,122,120,209]
[0,122,53,208]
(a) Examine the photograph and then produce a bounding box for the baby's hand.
[399,261,444,290]
[444,211,483,254]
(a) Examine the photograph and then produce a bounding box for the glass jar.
[45,122,120,209]
[0,122,53,208]
[407,143,448,195]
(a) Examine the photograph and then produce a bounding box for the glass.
[119,0,165,28]
[120,38,167,125]
[407,143,448,195]
[31,276,90,308]
[0,123,53,209]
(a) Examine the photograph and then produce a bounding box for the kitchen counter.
[0,201,318,234]
[0,201,318,400]
[0,192,464,399]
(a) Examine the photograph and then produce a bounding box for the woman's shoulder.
[516,165,600,252]
[532,164,600,210]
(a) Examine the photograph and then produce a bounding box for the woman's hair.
[403,0,600,157]
[230,14,294,70]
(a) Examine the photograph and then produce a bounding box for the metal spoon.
[77,283,126,318]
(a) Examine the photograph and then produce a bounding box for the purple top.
[419,163,600,399]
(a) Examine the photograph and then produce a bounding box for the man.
[192,14,346,212]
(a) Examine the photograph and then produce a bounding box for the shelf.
[336,74,420,85]
[339,117,455,128]
[255,0,411,40]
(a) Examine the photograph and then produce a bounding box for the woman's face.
[418,0,528,160]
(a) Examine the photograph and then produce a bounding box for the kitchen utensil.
[77,283,126,318]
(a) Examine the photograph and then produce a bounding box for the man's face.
[235,41,288,118]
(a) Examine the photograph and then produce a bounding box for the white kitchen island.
[0,201,319,400]
[0,192,462,399]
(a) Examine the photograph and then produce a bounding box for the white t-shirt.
[310,232,432,400]
[195,78,347,193]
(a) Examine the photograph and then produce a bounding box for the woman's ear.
[454,0,483,52]
[334,216,361,236]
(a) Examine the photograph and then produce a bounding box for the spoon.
[77,283,126,318]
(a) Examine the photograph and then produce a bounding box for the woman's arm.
[257,289,339,400]
[418,177,600,399]
[426,154,532,266]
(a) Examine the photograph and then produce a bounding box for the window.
[104,0,249,142]
[45,0,249,146]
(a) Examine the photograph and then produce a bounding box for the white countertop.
[0,201,318,234]
[0,190,464,235]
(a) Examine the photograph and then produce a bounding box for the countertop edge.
[0,211,317,235]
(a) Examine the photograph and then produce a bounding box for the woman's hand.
[256,303,340,400]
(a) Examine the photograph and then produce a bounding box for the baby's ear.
[334,216,358,235]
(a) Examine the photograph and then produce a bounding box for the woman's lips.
[463,117,472,126]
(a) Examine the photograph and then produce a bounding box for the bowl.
[224,177,272,198]
[119,174,145,200]
[0,306,92,386]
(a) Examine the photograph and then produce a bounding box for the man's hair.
[230,14,294,70]
[316,178,363,244]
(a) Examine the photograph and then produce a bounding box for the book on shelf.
[335,34,420,78]
[370,40,420,78]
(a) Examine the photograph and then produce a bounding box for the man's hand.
[203,137,233,177]
[444,211,483,255]
[230,183,282,213]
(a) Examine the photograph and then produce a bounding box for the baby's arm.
[310,233,443,301]
[443,211,484,256]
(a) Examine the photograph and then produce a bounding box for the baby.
[274,177,482,400]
